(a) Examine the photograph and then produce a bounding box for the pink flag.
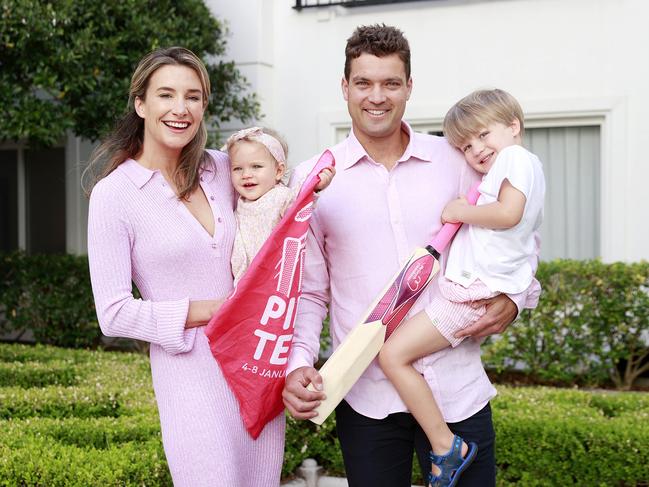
[205,150,334,438]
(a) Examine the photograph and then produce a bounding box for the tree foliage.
[0,0,259,146]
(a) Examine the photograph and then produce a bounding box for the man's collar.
[341,121,432,170]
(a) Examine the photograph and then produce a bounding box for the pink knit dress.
[87,150,285,486]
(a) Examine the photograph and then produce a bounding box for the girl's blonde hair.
[82,46,211,200]
[443,89,525,149]
[223,126,289,165]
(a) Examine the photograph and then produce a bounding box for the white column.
[65,135,95,254]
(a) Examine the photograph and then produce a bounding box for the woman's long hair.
[82,46,211,200]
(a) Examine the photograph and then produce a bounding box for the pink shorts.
[424,277,497,348]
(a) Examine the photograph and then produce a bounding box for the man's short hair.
[443,89,526,149]
[344,24,411,80]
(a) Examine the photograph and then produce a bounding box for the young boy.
[379,89,545,487]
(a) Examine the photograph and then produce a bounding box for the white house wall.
[208,0,649,263]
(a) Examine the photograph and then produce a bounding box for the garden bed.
[1,344,648,486]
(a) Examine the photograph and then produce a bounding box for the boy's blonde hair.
[443,89,525,149]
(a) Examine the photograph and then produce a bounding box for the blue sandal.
[428,435,478,487]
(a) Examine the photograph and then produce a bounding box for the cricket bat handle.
[429,182,481,253]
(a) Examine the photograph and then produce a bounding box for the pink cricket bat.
[309,183,481,424]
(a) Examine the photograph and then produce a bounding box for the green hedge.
[0,344,166,486]
[493,388,649,486]
[291,387,649,486]
[284,414,344,479]
[483,259,649,390]
[1,344,648,486]
[0,252,147,350]
[0,360,79,388]
[0,252,100,348]
[0,436,169,487]
[3,253,647,389]
[0,386,120,420]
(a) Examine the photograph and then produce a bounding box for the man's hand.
[282,366,326,420]
[454,293,517,339]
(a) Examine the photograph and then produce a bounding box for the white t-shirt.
[444,145,545,294]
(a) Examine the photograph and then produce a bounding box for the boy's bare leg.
[378,310,468,476]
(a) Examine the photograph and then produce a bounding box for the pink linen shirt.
[288,123,540,423]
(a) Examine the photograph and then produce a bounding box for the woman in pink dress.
[84,47,284,486]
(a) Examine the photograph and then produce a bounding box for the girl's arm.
[442,179,526,229]
[315,167,335,192]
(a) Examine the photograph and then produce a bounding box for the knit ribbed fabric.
[88,150,284,486]
[424,277,497,348]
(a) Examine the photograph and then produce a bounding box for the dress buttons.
[217,217,222,223]
[211,243,217,249]
[210,195,215,200]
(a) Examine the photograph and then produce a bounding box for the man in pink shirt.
[283,25,540,487]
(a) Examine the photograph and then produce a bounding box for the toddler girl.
[224,127,334,283]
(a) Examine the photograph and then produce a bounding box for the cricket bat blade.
[308,321,386,425]
[308,248,441,424]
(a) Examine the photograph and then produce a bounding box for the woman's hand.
[186,299,225,328]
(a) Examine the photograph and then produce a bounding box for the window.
[0,146,67,254]
[0,150,18,252]
[294,0,433,10]
[526,126,600,260]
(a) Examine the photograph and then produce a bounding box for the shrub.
[493,387,649,486]
[0,344,164,486]
[289,387,649,486]
[0,360,80,388]
[2,416,162,449]
[0,252,101,348]
[1,344,649,486]
[0,436,170,487]
[0,343,97,363]
[3,254,647,391]
[483,259,649,390]
[0,386,121,420]
[283,415,344,478]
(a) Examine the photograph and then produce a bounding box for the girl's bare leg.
[378,310,468,476]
